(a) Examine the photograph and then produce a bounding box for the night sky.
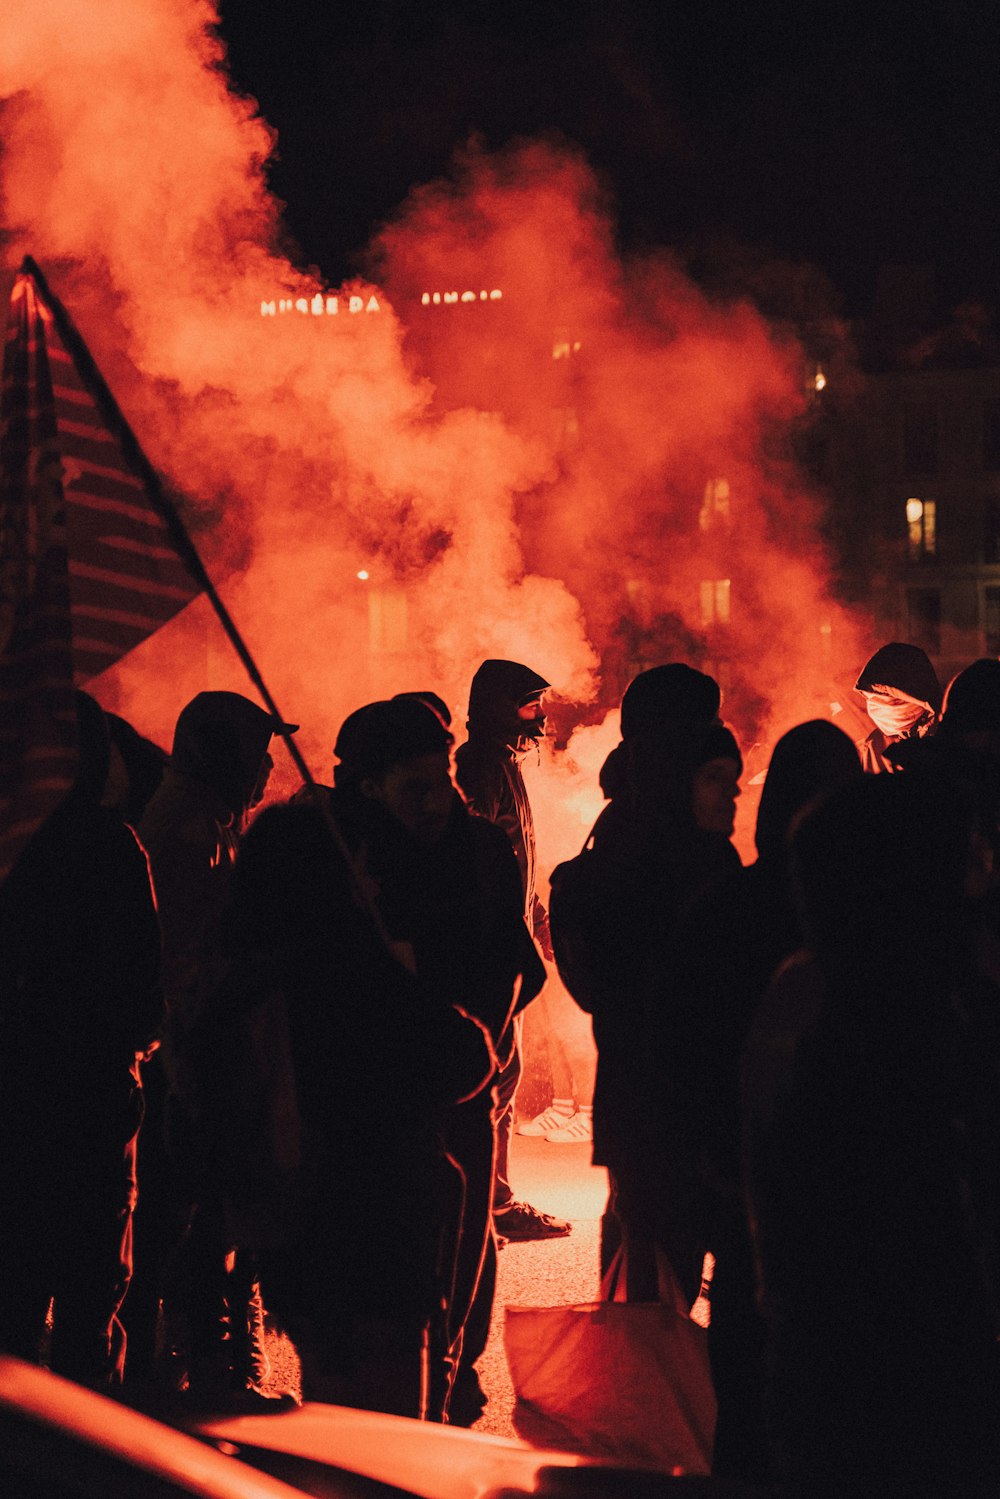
[217,0,999,320]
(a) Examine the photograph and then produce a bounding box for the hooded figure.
[455,659,550,924]
[454,659,571,1248]
[854,642,941,773]
[550,708,742,1294]
[600,663,721,800]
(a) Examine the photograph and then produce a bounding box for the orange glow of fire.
[1,0,868,879]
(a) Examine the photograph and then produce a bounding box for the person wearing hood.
[549,664,725,1269]
[133,690,296,1408]
[854,641,941,773]
[0,692,162,1389]
[651,719,862,1483]
[454,659,571,1244]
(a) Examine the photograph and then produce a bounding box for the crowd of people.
[2,642,1000,1496]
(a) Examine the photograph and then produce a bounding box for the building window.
[983,398,1000,473]
[700,578,731,627]
[985,587,1000,656]
[903,402,939,476]
[907,589,941,657]
[699,478,731,531]
[906,497,936,560]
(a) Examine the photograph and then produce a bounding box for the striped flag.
[0,261,202,882]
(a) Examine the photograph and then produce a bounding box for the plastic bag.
[503,1240,717,1474]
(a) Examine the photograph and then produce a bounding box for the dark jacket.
[330,786,545,1055]
[551,761,739,1175]
[224,797,494,1319]
[138,693,276,1018]
[0,780,163,1132]
[454,659,549,944]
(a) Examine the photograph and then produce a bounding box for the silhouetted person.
[229,698,500,1416]
[550,664,727,1276]
[134,690,295,1406]
[454,659,570,1244]
[744,771,1000,1496]
[854,641,941,772]
[657,719,862,1483]
[0,691,162,1389]
[103,712,167,828]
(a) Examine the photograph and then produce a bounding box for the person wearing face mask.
[454,660,571,1247]
[854,642,942,773]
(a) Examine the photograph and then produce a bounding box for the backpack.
[548,832,617,1015]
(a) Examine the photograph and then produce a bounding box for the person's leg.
[492,1017,571,1241]
[440,1104,494,1424]
[491,1017,523,1213]
[50,1122,139,1390]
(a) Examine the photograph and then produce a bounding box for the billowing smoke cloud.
[1,0,868,858]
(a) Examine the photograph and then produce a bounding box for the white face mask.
[865,694,929,739]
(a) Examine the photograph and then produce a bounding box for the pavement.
[262,1130,609,1435]
[475,1133,609,1438]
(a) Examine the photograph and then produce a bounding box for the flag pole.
[18,257,392,947]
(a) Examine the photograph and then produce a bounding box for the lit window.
[699,478,731,531]
[906,497,936,560]
[700,579,731,627]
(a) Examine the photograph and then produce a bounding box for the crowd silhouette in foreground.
[3,644,1000,1496]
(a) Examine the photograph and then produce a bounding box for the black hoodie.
[454,659,549,934]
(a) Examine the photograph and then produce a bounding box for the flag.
[0,261,202,883]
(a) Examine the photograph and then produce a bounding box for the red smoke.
[1,0,868,864]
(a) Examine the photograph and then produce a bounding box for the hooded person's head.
[170,691,296,820]
[754,719,863,868]
[600,663,721,799]
[465,659,550,754]
[334,697,455,843]
[938,659,1000,753]
[855,642,942,742]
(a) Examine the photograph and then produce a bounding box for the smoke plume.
[1,0,867,859]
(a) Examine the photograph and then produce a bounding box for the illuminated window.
[906,497,936,560]
[699,478,731,531]
[552,328,582,360]
[699,579,731,627]
[903,403,939,475]
[984,586,1000,655]
[906,589,941,656]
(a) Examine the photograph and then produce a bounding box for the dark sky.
[217,0,999,319]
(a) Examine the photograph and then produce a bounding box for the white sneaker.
[545,1109,593,1144]
[516,1101,575,1137]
